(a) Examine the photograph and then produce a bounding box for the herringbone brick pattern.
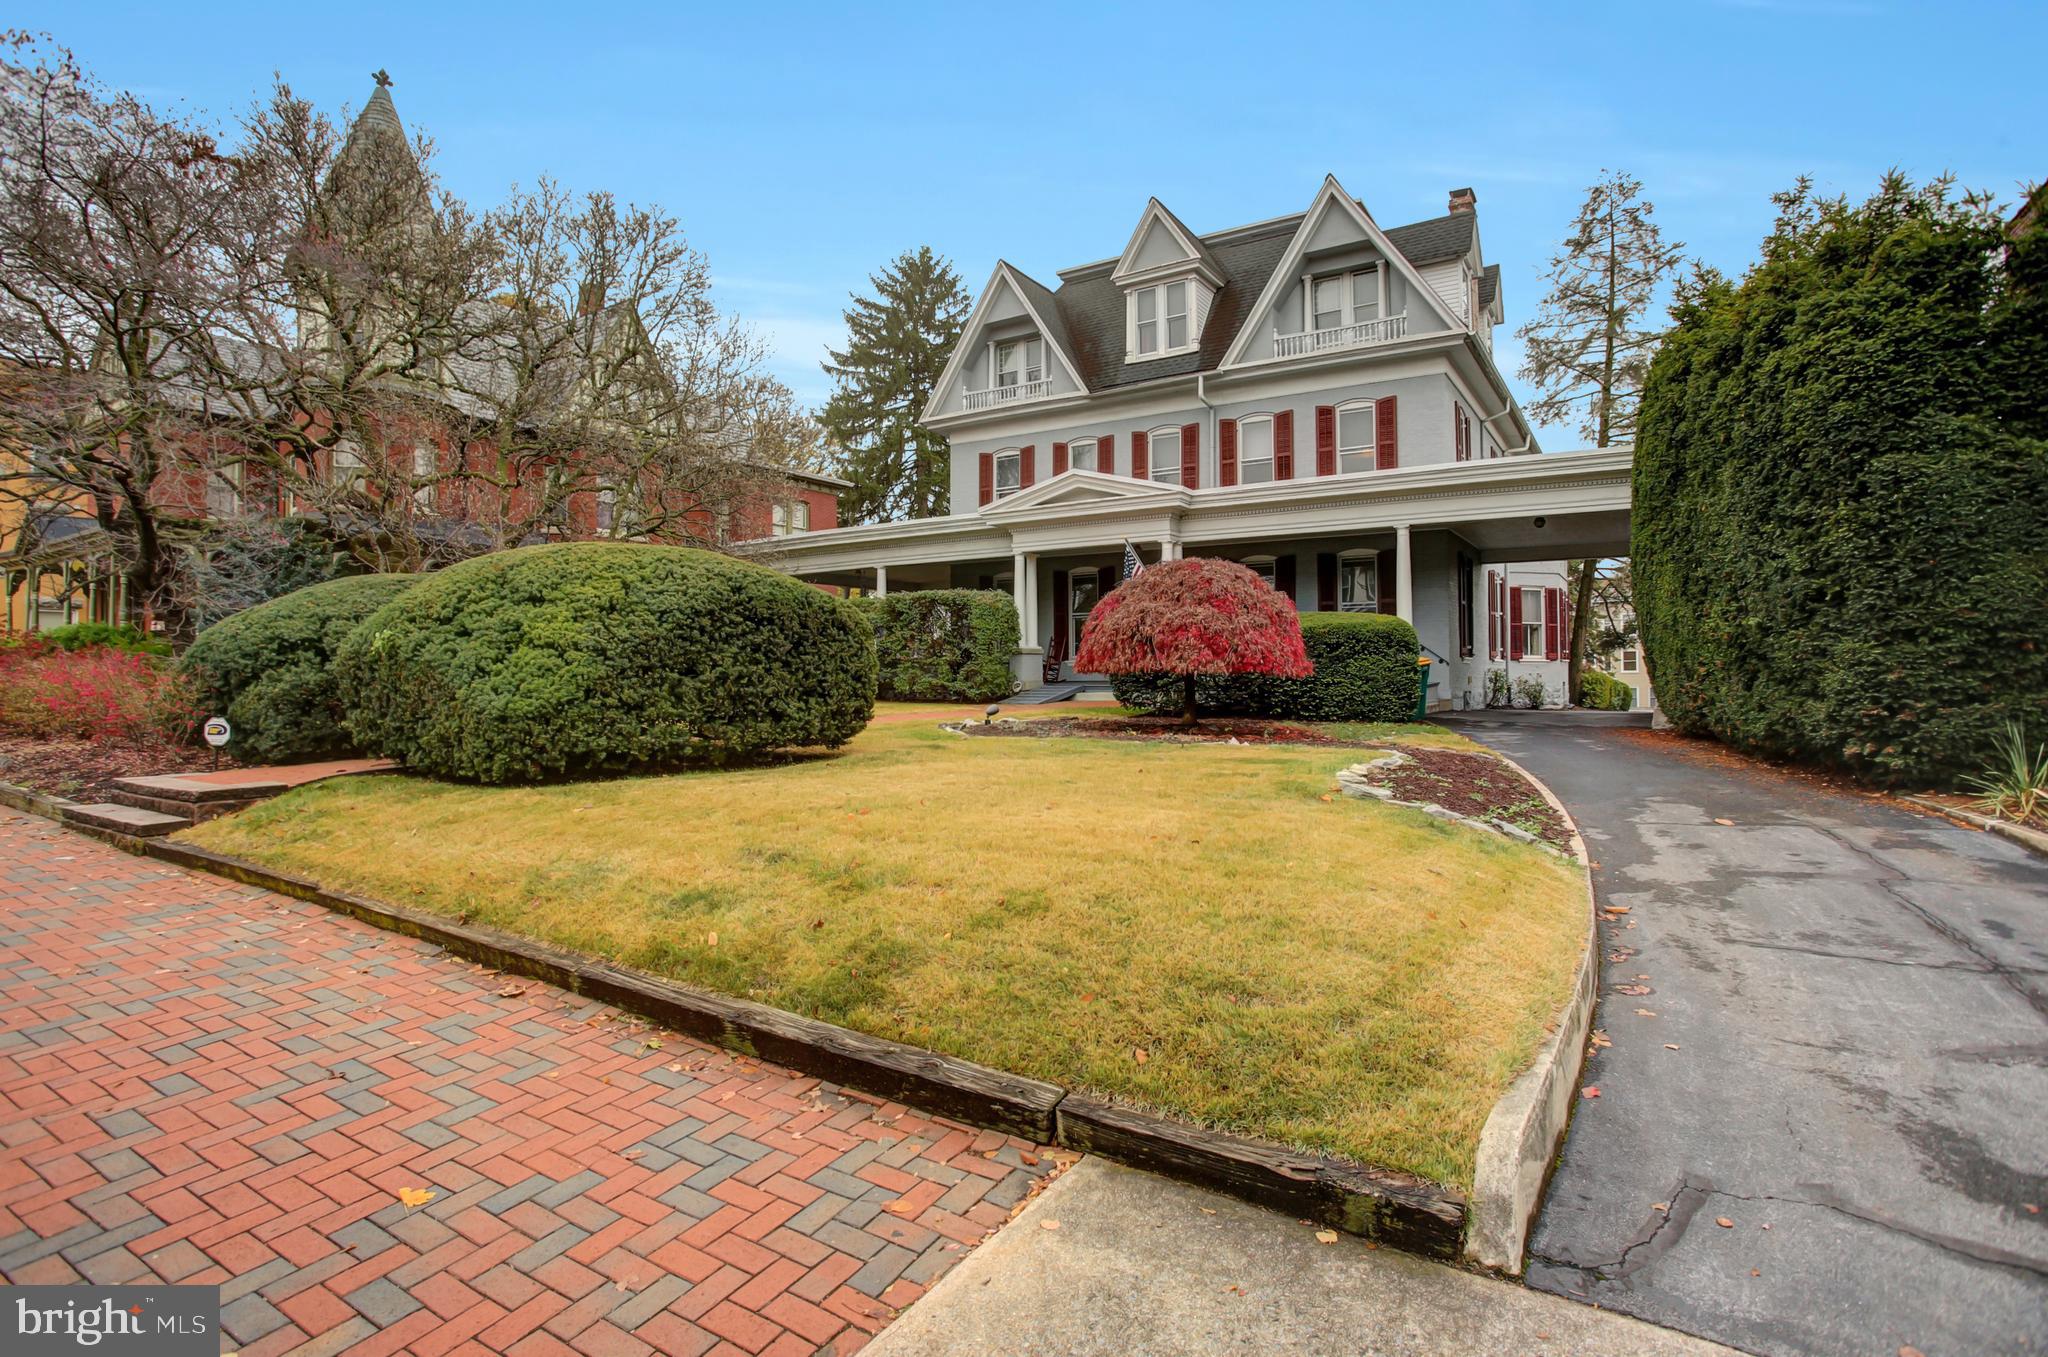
[0,812,1053,1355]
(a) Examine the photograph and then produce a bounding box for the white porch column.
[1023,553,1040,648]
[874,565,888,597]
[1395,525,1414,623]
[1012,552,1030,647]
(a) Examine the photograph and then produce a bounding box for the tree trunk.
[1181,674,1199,728]
[1567,560,1597,704]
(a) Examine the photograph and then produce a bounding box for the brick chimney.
[577,280,606,316]
[1448,187,1477,214]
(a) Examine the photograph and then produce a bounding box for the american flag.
[1121,540,1145,583]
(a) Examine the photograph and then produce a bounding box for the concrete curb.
[1898,794,2048,860]
[0,779,1471,1258]
[1464,751,1598,1273]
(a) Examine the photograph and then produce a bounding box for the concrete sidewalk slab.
[869,1158,1731,1357]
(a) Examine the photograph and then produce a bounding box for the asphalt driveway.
[1443,714,2048,1357]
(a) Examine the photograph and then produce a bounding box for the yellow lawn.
[183,712,1585,1188]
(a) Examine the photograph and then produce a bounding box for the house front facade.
[751,176,1632,709]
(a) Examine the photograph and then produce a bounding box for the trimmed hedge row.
[179,574,418,763]
[1578,668,1633,711]
[852,589,1019,703]
[1110,612,1419,721]
[41,622,172,657]
[1633,178,2048,785]
[336,543,875,783]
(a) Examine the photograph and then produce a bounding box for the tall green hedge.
[1633,177,2048,786]
[179,574,418,763]
[853,589,1018,702]
[1578,668,1633,712]
[336,544,875,783]
[1111,612,1419,721]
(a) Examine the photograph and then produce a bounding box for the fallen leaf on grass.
[1314,1230,1339,1244]
[705,932,718,947]
[1132,1047,1148,1065]
[1715,1216,1734,1228]
[396,1186,436,1209]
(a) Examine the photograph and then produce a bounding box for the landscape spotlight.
[984,704,1000,725]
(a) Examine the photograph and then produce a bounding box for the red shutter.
[1180,422,1200,489]
[1544,586,1562,661]
[1376,395,1399,470]
[1275,554,1297,609]
[1376,551,1395,616]
[1274,411,1294,480]
[1051,569,1070,661]
[1020,444,1035,490]
[1099,433,1115,476]
[1509,586,1524,660]
[1130,431,1148,480]
[978,452,993,506]
[1454,408,1465,461]
[1052,442,1068,476]
[1314,405,1336,476]
[1218,418,1238,487]
[1316,553,1337,612]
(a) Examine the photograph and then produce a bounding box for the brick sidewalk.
[0,812,1054,1356]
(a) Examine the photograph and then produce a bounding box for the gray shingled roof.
[1478,263,1500,310]
[1041,206,1479,392]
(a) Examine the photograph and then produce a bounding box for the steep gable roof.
[1111,198,1225,286]
[922,261,1089,420]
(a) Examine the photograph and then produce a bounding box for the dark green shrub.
[1634,176,2048,785]
[1579,669,1632,711]
[336,544,875,783]
[40,621,171,657]
[180,574,419,763]
[1110,613,1419,721]
[853,589,1018,702]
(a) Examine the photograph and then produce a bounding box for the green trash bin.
[1414,658,1431,720]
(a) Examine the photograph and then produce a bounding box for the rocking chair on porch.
[1042,634,1066,685]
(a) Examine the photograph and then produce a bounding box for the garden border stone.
[1464,748,1598,1273]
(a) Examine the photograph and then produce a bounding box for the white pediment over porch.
[978,469,1186,519]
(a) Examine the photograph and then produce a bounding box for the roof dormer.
[1112,199,1224,364]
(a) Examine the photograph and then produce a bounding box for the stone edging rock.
[1898,794,2048,860]
[1334,749,1583,862]
[1463,752,1598,1273]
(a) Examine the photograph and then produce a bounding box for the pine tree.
[1516,172,1684,702]
[820,247,968,523]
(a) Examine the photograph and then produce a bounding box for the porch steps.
[64,802,189,838]
[1009,681,1116,705]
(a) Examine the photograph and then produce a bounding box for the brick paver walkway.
[0,812,1053,1355]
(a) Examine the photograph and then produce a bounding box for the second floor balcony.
[962,378,1052,412]
[1273,312,1409,360]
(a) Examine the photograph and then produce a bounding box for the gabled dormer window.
[1309,267,1382,332]
[1128,279,1196,360]
[995,338,1043,389]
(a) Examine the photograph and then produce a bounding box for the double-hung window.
[1243,556,1277,589]
[413,445,436,510]
[793,499,810,532]
[1237,416,1274,484]
[1336,400,1376,473]
[993,449,1022,499]
[1068,438,1098,472]
[1310,267,1381,332]
[995,338,1043,389]
[205,462,242,518]
[596,486,617,533]
[770,503,790,536]
[1148,426,1182,485]
[1621,647,1638,673]
[1337,553,1378,612]
[1519,587,1544,658]
[1131,280,1192,358]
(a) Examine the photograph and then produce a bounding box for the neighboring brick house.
[747,176,1628,708]
[1,76,840,633]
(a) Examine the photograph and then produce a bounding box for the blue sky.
[20,1,2044,450]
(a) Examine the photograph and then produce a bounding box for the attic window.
[1129,280,1194,360]
[1309,268,1381,332]
[995,338,1043,389]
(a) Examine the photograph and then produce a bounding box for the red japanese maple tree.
[1075,557,1312,726]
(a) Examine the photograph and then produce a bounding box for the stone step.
[109,774,289,804]
[65,802,190,838]
[105,788,262,823]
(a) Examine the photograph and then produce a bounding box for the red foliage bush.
[1076,558,1311,722]
[0,641,197,743]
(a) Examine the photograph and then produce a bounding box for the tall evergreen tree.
[1516,171,1685,702]
[820,247,967,523]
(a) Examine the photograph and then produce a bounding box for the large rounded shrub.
[1110,611,1419,722]
[335,543,876,783]
[180,573,419,763]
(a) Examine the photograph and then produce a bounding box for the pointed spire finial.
[372,68,393,89]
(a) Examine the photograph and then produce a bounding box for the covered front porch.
[746,448,1634,703]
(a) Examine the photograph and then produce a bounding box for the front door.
[1066,569,1101,678]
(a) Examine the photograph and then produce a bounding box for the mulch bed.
[1359,747,1574,850]
[956,715,1374,747]
[0,735,240,802]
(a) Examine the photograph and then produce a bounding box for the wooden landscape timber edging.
[0,778,1485,1261]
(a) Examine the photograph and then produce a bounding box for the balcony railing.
[1273,313,1408,360]
[962,378,1050,412]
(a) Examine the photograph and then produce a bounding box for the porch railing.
[962,379,1050,412]
[1273,313,1408,360]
